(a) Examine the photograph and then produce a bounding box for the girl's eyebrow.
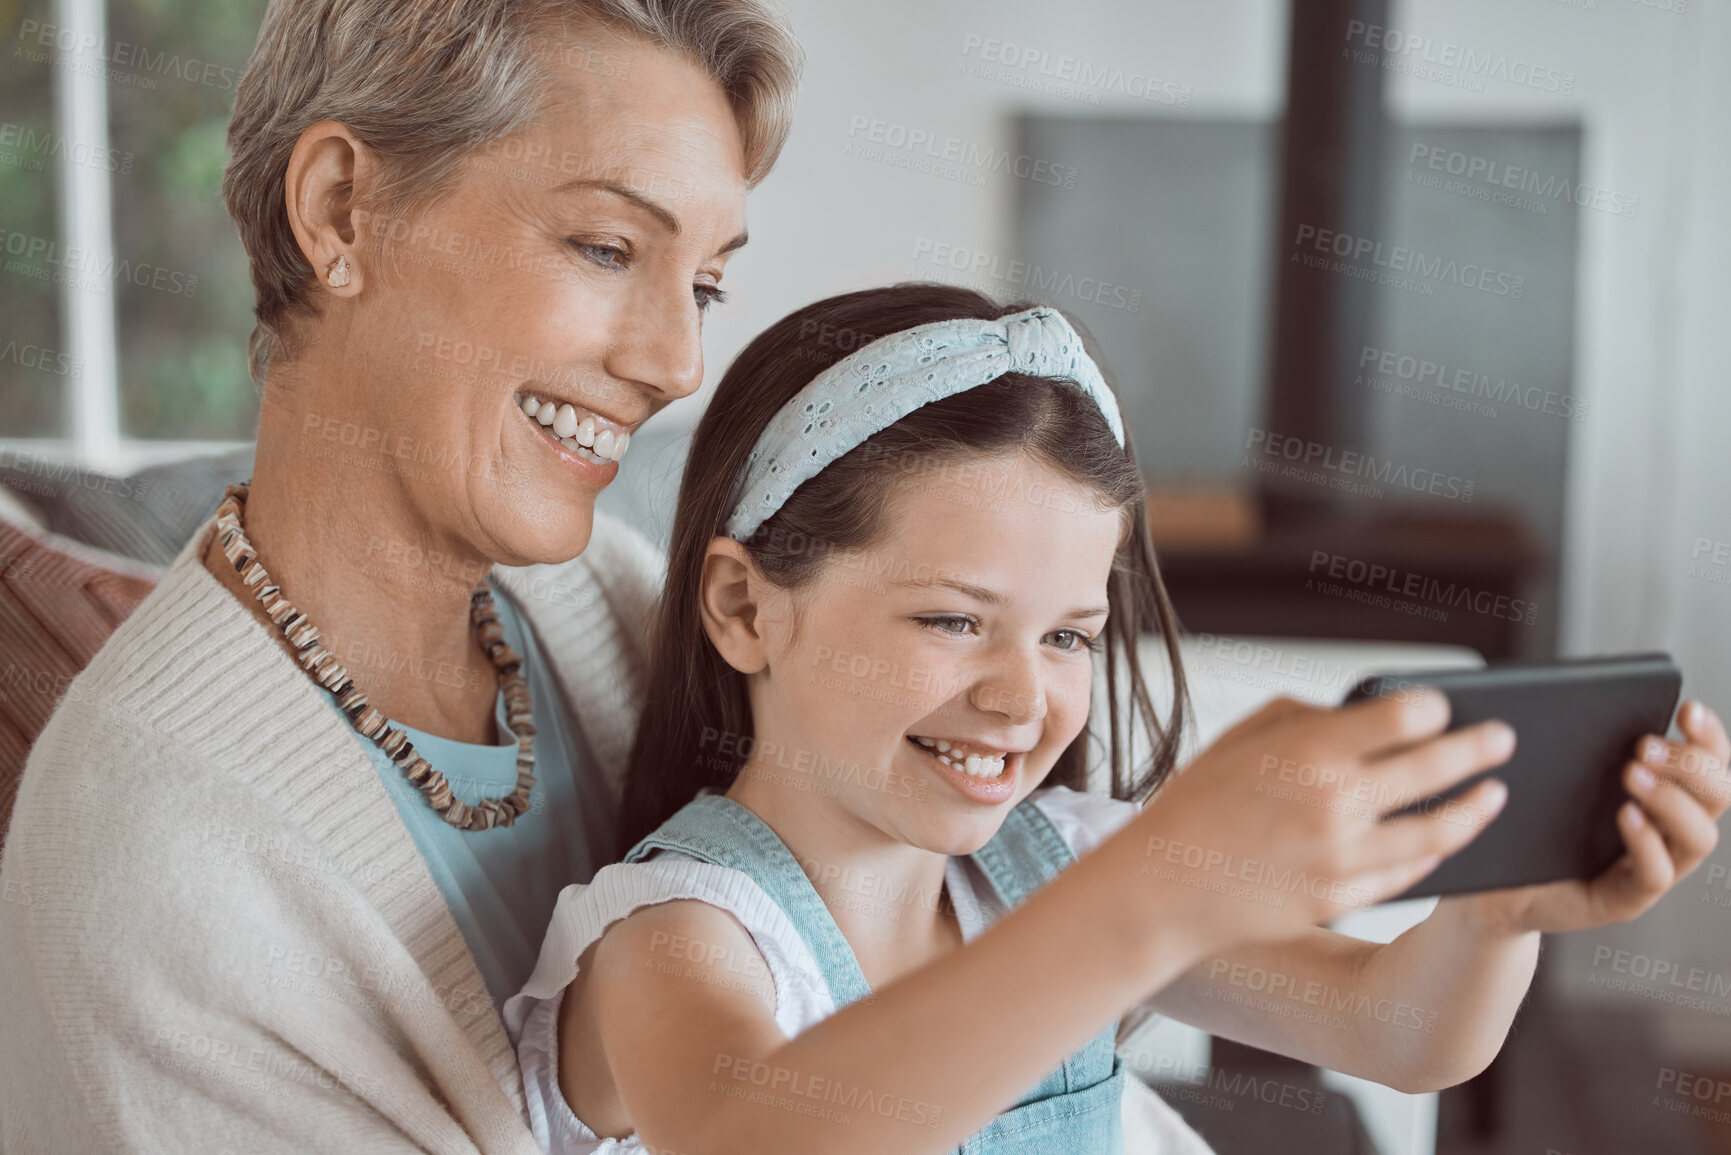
[892,574,1003,604]
[890,576,1108,620]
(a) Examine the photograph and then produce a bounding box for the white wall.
[695,0,1288,412]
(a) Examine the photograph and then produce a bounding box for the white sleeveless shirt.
[503,786,1216,1154]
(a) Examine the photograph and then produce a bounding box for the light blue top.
[622,793,1126,1155]
[317,585,616,1010]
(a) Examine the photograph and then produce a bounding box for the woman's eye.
[572,242,628,269]
[919,614,976,637]
[694,283,728,311]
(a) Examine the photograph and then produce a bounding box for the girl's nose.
[969,646,1047,725]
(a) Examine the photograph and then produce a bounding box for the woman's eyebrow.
[550,178,749,254]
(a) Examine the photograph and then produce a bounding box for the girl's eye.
[1046,628,1104,653]
[572,241,629,269]
[694,283,728,311]
[917,614,976,637]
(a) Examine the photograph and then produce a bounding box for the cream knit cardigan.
[0,509,663,1154]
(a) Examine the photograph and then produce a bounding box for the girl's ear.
[698,537,773,675]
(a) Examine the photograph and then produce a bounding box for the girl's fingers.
[1340,853,1445,912]
[1366,720,1516,810]
[1680,700,1731,762]
[1328,686,1451,762]
[1625,762,1722,867]
[1637,734,1731,813]
[1617,799,1676,899]
[1354,777,1508,878]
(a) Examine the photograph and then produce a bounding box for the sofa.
[0,437,1479,1155]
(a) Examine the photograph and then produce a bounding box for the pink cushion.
[0,521,158,845]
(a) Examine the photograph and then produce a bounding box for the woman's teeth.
[912,736,1008,778]
[519,393,631,464]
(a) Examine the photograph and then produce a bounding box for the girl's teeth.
[553,403,579,439]
[910,736,1008,778]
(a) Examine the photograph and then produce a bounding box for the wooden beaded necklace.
[214,483,535,831]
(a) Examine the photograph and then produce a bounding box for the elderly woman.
[0,0,797,1150]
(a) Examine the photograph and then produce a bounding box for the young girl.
[504,284,1730,1154]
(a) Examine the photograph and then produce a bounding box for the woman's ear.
[699,537,774,675]
[283,120,373,297]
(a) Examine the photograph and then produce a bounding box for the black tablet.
[1342,653,1682,900]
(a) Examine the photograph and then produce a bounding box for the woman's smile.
[516,390,634,473]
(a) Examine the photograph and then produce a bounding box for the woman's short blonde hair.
[222,0,802,385]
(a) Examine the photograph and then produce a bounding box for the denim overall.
[625,794,1124,1154]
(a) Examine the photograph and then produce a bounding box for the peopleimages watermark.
[710,1053,942,1129]
[1245,428,1476,503]
[0,225,199,298]
[1141,836,1379,911]
[1257,754,1488,830]
[1292,224,1525,299]
[0,121,134,175]
[698,726,931,804]
[1551,0,1690,14]
[151,1024,386,1102]
[1118,1046,1327,1115]
[0,447,152,501]
[1186,633,1365,697]
[1687,537,1731,591]
[845,116,1078,189]
[15,19,240,93]
[1655,1068,1731,1126]
[0,338,83,381]
[912,238,1142,313]
[1306,550,1541,627]
[1202,957,1441,1034]
[1588,946,1731,1016]
[1703,862,1731,909]
[957,35,1191,108]
[1405,143,1638,220]
[411,329,625,401]
[1356,345,1587,424]
[1343,20,1576,96]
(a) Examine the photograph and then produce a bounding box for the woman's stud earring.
[326,255,351,288]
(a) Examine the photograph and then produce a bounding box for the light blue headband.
[722,306,1126,542]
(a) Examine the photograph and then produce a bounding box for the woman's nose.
[608,276,705,401]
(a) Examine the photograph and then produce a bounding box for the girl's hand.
[1453,700,1731,936]
[1131,689,1512,958]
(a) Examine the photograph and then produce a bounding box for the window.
[2,0,264,469]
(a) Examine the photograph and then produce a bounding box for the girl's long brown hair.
[619,283,1189,848]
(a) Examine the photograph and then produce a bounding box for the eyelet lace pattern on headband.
[723,306,1126,542]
